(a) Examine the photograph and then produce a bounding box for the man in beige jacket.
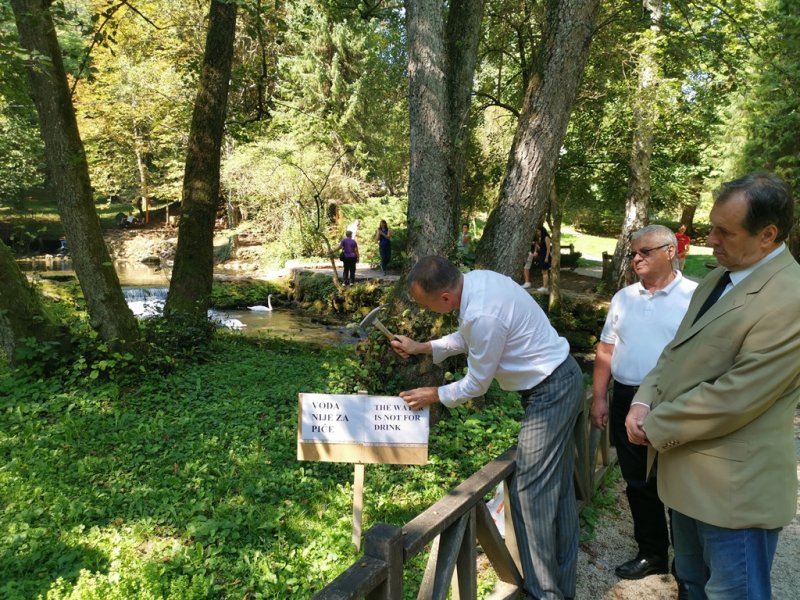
[626,172,800,600]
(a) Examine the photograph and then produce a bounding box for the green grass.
[561,226,616,260]
[0,337,524,599]
[1,192,135,243]
[562,227,716,280]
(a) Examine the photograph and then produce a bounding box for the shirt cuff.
[630,401,651,410]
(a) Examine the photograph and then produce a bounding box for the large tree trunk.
[10,0,139,346]
[405,0,484,262]
[0,241,65,363]
[610,0,662,290]
[476,0,601,277]
[165,0,237,322]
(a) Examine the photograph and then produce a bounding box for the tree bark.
[476,0,601,277]
[610,0,663,290]
[10,0,139,346]
[680,203,696,234]
[547,181,563,314]
[165,0,237,322]
[405,0,484,262]
[0,241,65,364]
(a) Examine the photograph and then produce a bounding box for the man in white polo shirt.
[591,225,696,586]
[392,256,584,600]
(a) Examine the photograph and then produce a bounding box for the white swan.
[248,295,273,312]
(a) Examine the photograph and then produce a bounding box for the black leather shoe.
[614,555,669,579]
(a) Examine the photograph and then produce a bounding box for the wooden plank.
[298,441,428,465]
[312,556,387,600]
[352,463,365,551]
[573,407,592,502]
[475,500,522,586]
[403,447,516,560]
[417,512,470,600]
[501,479,522,575]
[365,523,404,600]
[454,507,477,600]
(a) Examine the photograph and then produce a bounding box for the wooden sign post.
[297,393,430,549]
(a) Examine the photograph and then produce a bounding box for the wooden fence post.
[365,523,403,600]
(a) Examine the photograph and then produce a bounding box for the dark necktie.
[692,271,731,324]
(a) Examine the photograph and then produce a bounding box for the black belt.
[613,381,639,393]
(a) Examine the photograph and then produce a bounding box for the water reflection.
[120,287,357,345]
[19,259,358,345]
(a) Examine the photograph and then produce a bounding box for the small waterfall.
[122,287,169,301]
[123,287,168,318]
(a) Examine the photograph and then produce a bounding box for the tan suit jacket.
[635,247,800,529]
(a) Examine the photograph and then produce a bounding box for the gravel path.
[575,408,800,599]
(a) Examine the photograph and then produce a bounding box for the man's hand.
[399,386,439,411]
[390,335,431,359]
[625,403,651,446]
[590,396,609,429]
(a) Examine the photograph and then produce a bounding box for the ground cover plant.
[0,335,524,599]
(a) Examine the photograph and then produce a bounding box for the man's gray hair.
[631,225,678,269]
[406,256,462,294]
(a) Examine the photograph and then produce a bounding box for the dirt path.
[575,410,800,599]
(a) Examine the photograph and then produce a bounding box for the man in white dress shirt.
[591,225,696,587]
[391,256,584,600]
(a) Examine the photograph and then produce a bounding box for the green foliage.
[559,250,583,270]
[210,280,283,309]
[292,270,339,306]
[338,195,408,267]
[579,466,621,544]
[0,336,527,599]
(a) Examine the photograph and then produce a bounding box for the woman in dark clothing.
[338,230,359,286]
[376,219,392,275]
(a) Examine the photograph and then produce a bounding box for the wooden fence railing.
[314,391,615,600]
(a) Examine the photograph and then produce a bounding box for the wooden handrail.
[314,391,615,600]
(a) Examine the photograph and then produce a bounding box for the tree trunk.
[680,203,696,234]
[405,0,484,262]
[611,0,663,291]
[476,0,601,277]
[548,181,563,314]
[165,0,237,322]
[0,241,65,364]
[134,130,150,225]
[10,0,139,346]
[444,0,485,236]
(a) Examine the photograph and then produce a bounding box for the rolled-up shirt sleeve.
[430,330,468,363]
[435,316,507,407]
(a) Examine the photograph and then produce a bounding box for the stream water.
[19,257,358,345]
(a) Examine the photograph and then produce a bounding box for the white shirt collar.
[729,243,785,287]
[636,270,685,296]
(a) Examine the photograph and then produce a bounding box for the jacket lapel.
[671,248,794,347]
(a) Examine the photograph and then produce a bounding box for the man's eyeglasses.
[627,244,670,260]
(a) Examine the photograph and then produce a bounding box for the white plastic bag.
[486,482,505,539]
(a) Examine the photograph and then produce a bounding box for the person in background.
[347,219,360,241]
[521,231,541,289]
[457,223,471,253]
[391,256,584,600]
[337,230,359,286]
[591,225,696,593]
[626,172,800,600]
[375,219,392,275]
[537,224,552,293]
[675,224,691,271]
